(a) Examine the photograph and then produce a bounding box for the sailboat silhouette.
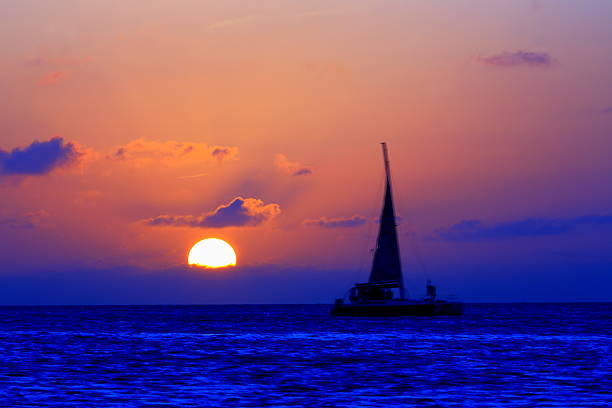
[331,143,463,316]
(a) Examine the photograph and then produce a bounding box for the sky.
[1,0,611,304]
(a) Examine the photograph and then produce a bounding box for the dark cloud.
[292,168,312,176]
[433,215,612,242]
[601,107,612,114]
[303,215,366,228]
[0,137,82,176]
[211,147,232,160]
[477,51,553,67]
[146,197,281,228]
[0,217,35,230]
[199,197,258,228]
[0,210,49,230]
[113,147,127,159]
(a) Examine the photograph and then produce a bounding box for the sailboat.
[331,143,464,316]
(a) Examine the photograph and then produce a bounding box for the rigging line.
[393,184,431,282]
[388,154,430,285]
[355,162,385,281]
[404,222,431,282]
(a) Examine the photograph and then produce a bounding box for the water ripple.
[0,303,610,407]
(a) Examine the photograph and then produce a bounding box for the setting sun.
[188,238,237,268]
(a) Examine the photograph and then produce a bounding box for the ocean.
[0,304,610,407]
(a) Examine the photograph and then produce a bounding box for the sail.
[368,144,403,284]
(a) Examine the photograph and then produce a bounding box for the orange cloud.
[109,139,238,167]
[275,154,312,176]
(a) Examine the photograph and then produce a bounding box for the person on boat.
[425,280,437,301]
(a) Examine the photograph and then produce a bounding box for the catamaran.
[331,143,464,316]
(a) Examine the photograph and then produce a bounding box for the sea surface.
[0,304,610,407]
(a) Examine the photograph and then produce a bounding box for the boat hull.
[331,300,463,317]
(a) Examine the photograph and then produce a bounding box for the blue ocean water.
[0,304,610,407]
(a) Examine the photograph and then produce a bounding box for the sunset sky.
[1,0,611,304]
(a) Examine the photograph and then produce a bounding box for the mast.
[382,142,392,188]
[368,143,405,298]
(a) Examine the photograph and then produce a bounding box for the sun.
[188,238,237,268]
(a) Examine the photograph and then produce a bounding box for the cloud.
[37,71,68,86]
[303,215,366,228]
[0,217,35,230]
[601,107,612,115]
[109,139,238,165]
[146,197,281,228]
[0,210,49,230]
[0,137,82,176]
[211,147,234,160]
[476,51,553,68]
[201,197,280,228]
[433,214,612,242]
[275,154,312,176]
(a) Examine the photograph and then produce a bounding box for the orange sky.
[1,0,612,302]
